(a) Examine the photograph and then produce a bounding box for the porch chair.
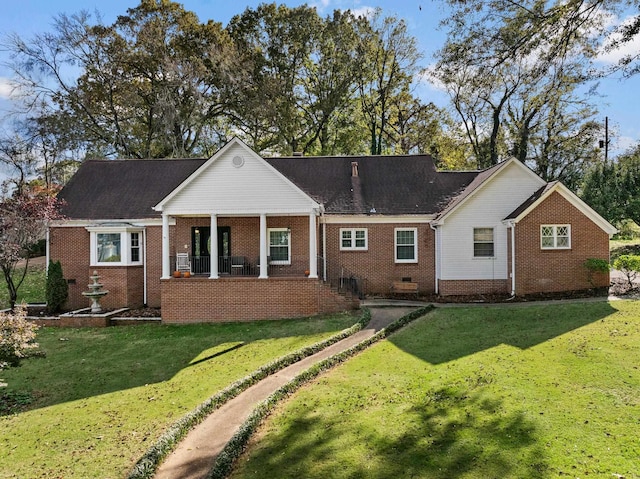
[230,256,246,275]
[176,252,191,273]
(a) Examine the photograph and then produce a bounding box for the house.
[48,138,616,323]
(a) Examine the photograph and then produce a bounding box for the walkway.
[154,305,419,479]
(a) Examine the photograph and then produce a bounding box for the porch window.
[395,228,417,263]
[269,228,291,265]
[473,227,495,258]
[340,228,368,250]
[88,227,144,266]
[541,224,571,249]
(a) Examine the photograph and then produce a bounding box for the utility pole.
[599,116,610,162]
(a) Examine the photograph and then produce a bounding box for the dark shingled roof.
[58,154,484,219]
[58,158,206,219]
[504,181,558,221]
[266,155,478,215]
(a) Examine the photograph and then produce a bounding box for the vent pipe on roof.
[351,161,359,177]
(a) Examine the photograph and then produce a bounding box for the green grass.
[231,301,640,479]
[610,237,640,263]
[0,312,358,479]
[0,262,47,309]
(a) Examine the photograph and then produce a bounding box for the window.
[269,228,291,264]
[473,227,495,258]
[395,228,417,263]
[541,225,571,249]
[88,227,144,266]
[130,232,140,262]
[340,228,368,250]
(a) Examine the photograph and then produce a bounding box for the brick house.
[49,138,616,323]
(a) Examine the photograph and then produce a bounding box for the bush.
[0,305,39,371]
[46,260,68,314]
[583,258,610,287]
[613,254,640,290]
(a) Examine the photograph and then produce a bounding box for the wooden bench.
[390,281,419,298]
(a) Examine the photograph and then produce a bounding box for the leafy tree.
[3,0,238,159]
[46,260,68,314]
[0,186,62,309]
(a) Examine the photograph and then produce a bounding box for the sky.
[0,0,639,157]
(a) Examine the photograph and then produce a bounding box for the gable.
[505,182,617,236]
[155,139,320,216]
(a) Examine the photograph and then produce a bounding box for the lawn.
[0,312,358,479]
[231,301,640,479]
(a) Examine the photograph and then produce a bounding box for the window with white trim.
[541,224,571,249]
[473,227,495,258]
[88,227,144,266]
[340,228,368,250]
[268,228,291,265]
[395,228,417,263]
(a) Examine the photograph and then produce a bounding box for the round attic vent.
[232,155,245,168]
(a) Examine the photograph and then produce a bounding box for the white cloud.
[596,14,640,65]
[350,6,376,19]
[0,78,16,100]
[613,135,638,155]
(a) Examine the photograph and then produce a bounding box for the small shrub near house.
[582,258,609,288]
[45,260,68,314]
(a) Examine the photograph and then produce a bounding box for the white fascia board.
[322,214,435,224]
[51,218,173,228]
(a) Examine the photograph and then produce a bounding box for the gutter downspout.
[508,221,516,296]
[321,206,327,282]
[430,222,440,295]
[143,228,148,306]
[45,227,50,274]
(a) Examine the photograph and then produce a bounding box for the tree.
[0,186,62,309]
[46,260,68,314]
[3,0,238,159]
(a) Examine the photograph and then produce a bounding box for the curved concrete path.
[154,305,419,479]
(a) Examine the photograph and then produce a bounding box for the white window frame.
[87,227,144,266]
[395,227,418,263]
[473,227,495,258]
[541,224,571,250]
[340,228,368,251]
[268,228,291,265]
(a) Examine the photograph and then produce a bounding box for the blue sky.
[1,0,639,156]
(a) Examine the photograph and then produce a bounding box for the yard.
[231,301,640,479]
[0,313,358,478]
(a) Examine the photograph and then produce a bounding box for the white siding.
[162,142,318,215]
[439,161,544,280]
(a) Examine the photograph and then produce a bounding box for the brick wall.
[49,227,91,310]
[439,279,509,296]
[514,191,610,295]
[323,223,435,295]
[161,276,358,323]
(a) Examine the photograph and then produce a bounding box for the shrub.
[612,254,640,290]
[0,305,39,371]
[46,260,68,314]
[583,258,610,287]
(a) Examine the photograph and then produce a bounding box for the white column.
[259,213,268,279]
[210,214,219,279]
[308,212,318,278]
[162,213,171,279]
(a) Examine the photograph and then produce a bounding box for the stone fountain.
[82,271,109,313]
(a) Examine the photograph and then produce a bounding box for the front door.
[191,226,232,274]
[217,226,231,274]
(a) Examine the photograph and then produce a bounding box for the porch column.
[210,213,219,279]
[308,212,318,278]
[259,213,268,279]
[162,213,171,279]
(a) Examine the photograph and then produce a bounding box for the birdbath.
[82,271,109,313]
